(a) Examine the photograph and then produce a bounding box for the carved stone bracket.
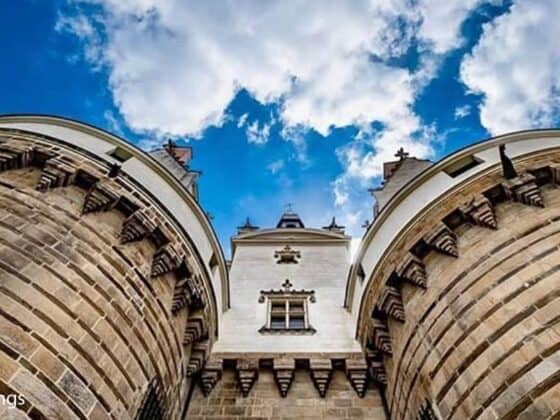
[36,157,78,191]
[378,286,405,322]
[459,195,497,229]
[151,243,183,277]
[0,143,34,171]
[367,350,387,385]
[186,340,210,377]
[502,172,544,207]
[183,311,208,346]
[236,360,258,397]
[82,182,120,214]
[273,358,295,398]
[172,275,205,315]
[370,318,392,355]
[200,358,223,397]
[423,223,458,257]
[396,254,427,289]
[346,359,368,398]
[310,359,333,398]
[121,209,157,244]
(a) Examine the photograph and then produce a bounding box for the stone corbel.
[183,311,208,346]
[0,142,34,171]
[82,181,120,214]
[273,358,295,398]
[151,243,184,277]
[423,222,458,257]
[200,358,223,397]
[501,172,544,207]
[396,253,427,289]
[310,359,333,398]
[36,156,78,191]
[367,350,387,385]
[345,359,368,398]
[459,195,497,229]
[186,340,210,377]
[236,360,258,397]
[171,274,206,315]
[370,318,392,355]
[378,286,405,322]
[120,209,157,244]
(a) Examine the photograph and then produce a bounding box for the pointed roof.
[371,148,432,216]
[276,205,305,228]
[237,217,259,234]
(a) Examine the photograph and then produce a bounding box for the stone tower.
[348,130,560,419]
[0,116,227,419]
[186,209,385,419]
[0,115,559,420]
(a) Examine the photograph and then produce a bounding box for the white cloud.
[454,104,472,119]
[59,0,499,237]
[246,120,272,144]
[461,0,560,135]
[237,113,249,128]
[267,159,284,174]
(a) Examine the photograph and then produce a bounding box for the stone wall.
[187,368,385,419]
[358,150,560,419]
[0,131,216,419]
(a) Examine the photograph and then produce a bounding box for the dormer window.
[258,279,315,334]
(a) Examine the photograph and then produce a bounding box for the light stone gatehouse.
[0,115,558,420]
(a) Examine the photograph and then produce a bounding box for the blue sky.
[1,0,559,257]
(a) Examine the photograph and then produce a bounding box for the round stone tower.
[348,130,560,419]
[0,116,227,419]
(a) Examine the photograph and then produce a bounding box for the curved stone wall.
[353,137,560,419]
[0,127,220,419]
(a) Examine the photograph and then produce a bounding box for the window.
[258,279,316,334]
[108,146,133,163]
[444,155,483,178]
[267,299,307,330]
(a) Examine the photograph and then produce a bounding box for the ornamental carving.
[274,244,301,264]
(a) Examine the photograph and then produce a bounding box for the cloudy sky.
[1,0,558,255]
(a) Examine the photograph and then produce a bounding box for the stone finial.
[501,172,544,207]
[236,360,258,397]
[395,147,409,161]
[120,209,156,244]
[424,223,458,257]
[499,144,517,180]
[82,182,119,215]
[36,157,77,191]
[273,358,295,398]
[200,359,223,397]
[378,286,405,322]
[151,243,183,277]
[310,359,333,398]
[183,312,208,346]
[186,341,210,377]
[396,254,427,288]
[346,359,368,398]
[459,195,497,229]
[370,318,392,355]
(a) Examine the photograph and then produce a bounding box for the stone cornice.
[346,130,560,317]
[0,114,230,311]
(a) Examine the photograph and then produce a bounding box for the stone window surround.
[258,280,316,335]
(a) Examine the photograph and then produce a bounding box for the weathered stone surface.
[236,360,258,397]
[396,253,427,288]
[310,359,333,398]
[273,358,295,397]
[424,222,458,257]
[502,172,544,207]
